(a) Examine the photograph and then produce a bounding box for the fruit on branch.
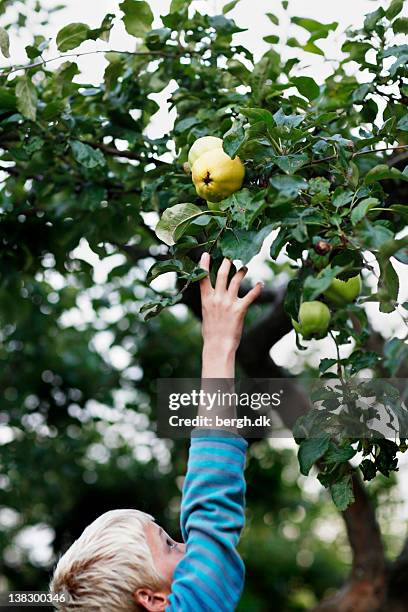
[314,240,332,255]
[192,148,245,203]
[324,275,362,307]
[292,301,331,340]
[207,201,221,211]
[188,136,223,169]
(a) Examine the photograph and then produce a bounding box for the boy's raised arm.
[167,254,263,611]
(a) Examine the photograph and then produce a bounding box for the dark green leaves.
[56,18,114,52]
[350,198,379,225]
[225,189,266,229]
[292,76,320,101]
[56,23,89,52]
[120,0,154,37]
[397,114,408,131]
[70,141,105,168]
[220,224,274,264]
[270,175,307,198]
[146,27,172,50]
[364,7,385,31]
[155,203,207,246]
[365,164,408,184]
[15,76,38,121]
[273,108,304,128]
[393,17,408,34]
[223,120,246,157]
[298,435,331,476]
[272,153,308,175]
[303,266,344,301]
[223,0,240,14]
[0,27,10,58]
[146,260,184,284]
[330,475,355,511]
[386,0,404,20]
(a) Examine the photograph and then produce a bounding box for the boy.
[50,253,263,611]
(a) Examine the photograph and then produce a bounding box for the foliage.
[0,0,407,604]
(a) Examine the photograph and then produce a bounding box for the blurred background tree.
[0,0,407,610]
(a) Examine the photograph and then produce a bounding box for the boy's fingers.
[228,266,248,297]
[240,281,264,309]
[215,258,232,294]
[199,252,212,296]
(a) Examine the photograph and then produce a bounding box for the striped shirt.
[167,432,247,611]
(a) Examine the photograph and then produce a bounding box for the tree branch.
[85,141,170,166]
[0,49,181,78]
[314,473,386,612]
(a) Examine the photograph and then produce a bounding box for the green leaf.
[89,14,115,43]
[292,76,320,101]
[146,260,184,284]
[223,0,240,14]
[56,22,90,52]
[387,0,404,20]
[303,41,324,56]
[351,198,379,225]
[146,27,172,50]
[273,108,304,128]
[270,175,307,198]
[324,443,357,464]
[0,86,17,111]
[70,141,105,168]
[393,17,408,34]
[271,153,308,175]
[223,119,246,157]
[284,277,302,319]
[225,189,266,230]
[298,435,331,476]
[319,358,337,374]
[155,203,204,246]
[241,107,274,125]
[303,265,344,301]
[0,27,10,58]
[292,17,337,37]
[170,0,188,11]
[140,294,182,320]
[364,7,385,31]
[120,0,153,37]
[263,35,279,44]
[364,164,408,184]
[332,189,353,208]
[330,475,355,511]
[360,459,376,482]
[397,114,408,131]
[348,350,379,374]
[270,228,289,259]
[220,224,274,264]
[15,76,38,121]
[266,13,279,25]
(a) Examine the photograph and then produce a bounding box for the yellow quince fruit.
[188,136,223,169]
[192,149,245,203]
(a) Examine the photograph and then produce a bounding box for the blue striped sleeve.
[167,432,247,611]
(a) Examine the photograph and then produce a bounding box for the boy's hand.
[199,252,263,378]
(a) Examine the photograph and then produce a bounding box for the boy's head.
[50,509,185,612]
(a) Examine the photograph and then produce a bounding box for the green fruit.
[207,201,221,211]
[188,136,223,169]
[324,275,362,307]
[294,301,331,340]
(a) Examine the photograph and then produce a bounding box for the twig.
[0,48,183,78]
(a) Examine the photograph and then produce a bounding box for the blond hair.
[50,509,164,611]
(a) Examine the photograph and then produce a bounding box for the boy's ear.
[133,588,168,611]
